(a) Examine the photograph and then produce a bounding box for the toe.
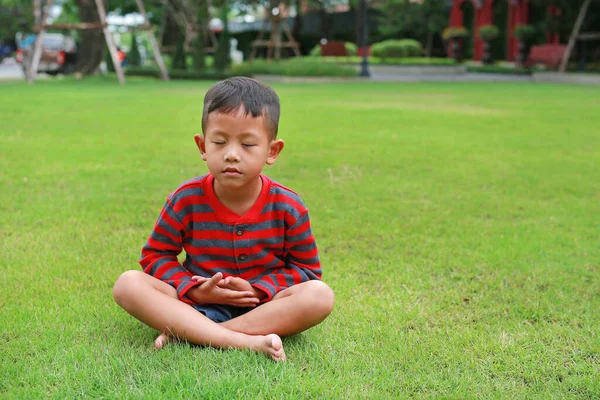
[154,333,170,349]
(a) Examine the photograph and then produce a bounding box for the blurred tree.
[306,0,348,39]
[70,0,166,75]
[191,0,209,71]
[127,31,141,65]
[73,0,107,74]
[529,0,600,41]
[214,0,231,71]
[171,29,187,69]
[375,0,449,55]
[0,0,33,44]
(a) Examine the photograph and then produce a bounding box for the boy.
[113,77,335,362]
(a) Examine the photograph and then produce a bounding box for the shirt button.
[236,229,243,236]
[238,254,247,261]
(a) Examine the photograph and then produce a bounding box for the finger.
[203,272,222,288]
[231,298,260,307]
[191,276,208,282]
[226,290,256,298]
[228,298,259,306]
[231,303,257,308]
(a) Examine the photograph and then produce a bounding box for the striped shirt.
[140,174,322,304]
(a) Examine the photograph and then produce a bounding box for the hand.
[188,273,260,307]
[219,276,267,301]
[192,275,267,301]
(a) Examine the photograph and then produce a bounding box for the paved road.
[0,61,25,80]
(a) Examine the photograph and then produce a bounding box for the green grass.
[1,77,599,398]
[232,58,357,77]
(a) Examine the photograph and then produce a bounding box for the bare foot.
[257,334,286,362]
[154,332,173,349]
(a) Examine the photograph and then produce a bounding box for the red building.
[449,0,561,61]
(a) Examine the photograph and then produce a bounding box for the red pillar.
[508,0,529,61]
[448,0,464,58]
[448,0,485,61]
[474,0,494,61]
[450,0,463,26]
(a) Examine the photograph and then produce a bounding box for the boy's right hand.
[188,273,260,307]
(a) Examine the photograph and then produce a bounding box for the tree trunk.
[75,0,107,75]
[192,0,208,72]
[292,0,302,41]
[426,30,433,57]
[319,3,330,39]
[356,2,363,47]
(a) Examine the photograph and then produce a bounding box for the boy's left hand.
[192,275,267,300]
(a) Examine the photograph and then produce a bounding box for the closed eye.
[212,141,225,145]
[242,144,256,147]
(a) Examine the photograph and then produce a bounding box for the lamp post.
[359,0,370,77]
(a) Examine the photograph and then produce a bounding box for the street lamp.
[359,0,370,77]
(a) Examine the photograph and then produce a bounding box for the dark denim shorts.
[191,303,255,323]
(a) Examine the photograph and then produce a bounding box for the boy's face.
[195,107,283,193]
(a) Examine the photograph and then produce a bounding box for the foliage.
[192,1,209,72]
[513,24,536,42]
[214,1,231,72]
[232,58,357,76]
[1,79,599,398]
[126,66,239,80]
[171,39,187,70]
[442,26,469,41]
[309,41,358,56]
[375,0,448,43]
[0,0,33,43]
[105,46,115,72]
[127,33,141,66]
[371,39,423,59]
[478,25,499,42]
[344,41,358,56]
[528,0,600,40]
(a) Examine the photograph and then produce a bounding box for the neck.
[213,175,263,216]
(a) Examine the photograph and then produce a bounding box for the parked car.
[0,41,15,62]
[16,33,77,75]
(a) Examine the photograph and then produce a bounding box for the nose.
[224,144,240,162]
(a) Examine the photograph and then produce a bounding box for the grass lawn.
[1,77,599,398]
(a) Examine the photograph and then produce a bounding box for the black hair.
[201,77,280,139]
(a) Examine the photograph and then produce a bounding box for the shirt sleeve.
[251,211,322,302]
[139,199,199,304]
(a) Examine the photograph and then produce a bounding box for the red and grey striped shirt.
[140,174,321,304]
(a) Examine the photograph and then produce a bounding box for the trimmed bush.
[126,66,243,80]
[479,25,499,42]
[442,26,469,41]
[513,24,536,42]
[345,42,358,56]
[309,44,321,56]
[371,39,423,59]
[232,58,357,77]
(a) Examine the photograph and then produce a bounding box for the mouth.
[222,167,242,175]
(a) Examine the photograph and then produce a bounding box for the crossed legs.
[112,271,335,361]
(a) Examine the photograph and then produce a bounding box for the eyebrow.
[208,130,260,139]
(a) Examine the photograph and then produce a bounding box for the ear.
[194,134,207,161]
[266,139,284,165]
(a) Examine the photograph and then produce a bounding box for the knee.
[305,280,335,316]
[112,270,144,306]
